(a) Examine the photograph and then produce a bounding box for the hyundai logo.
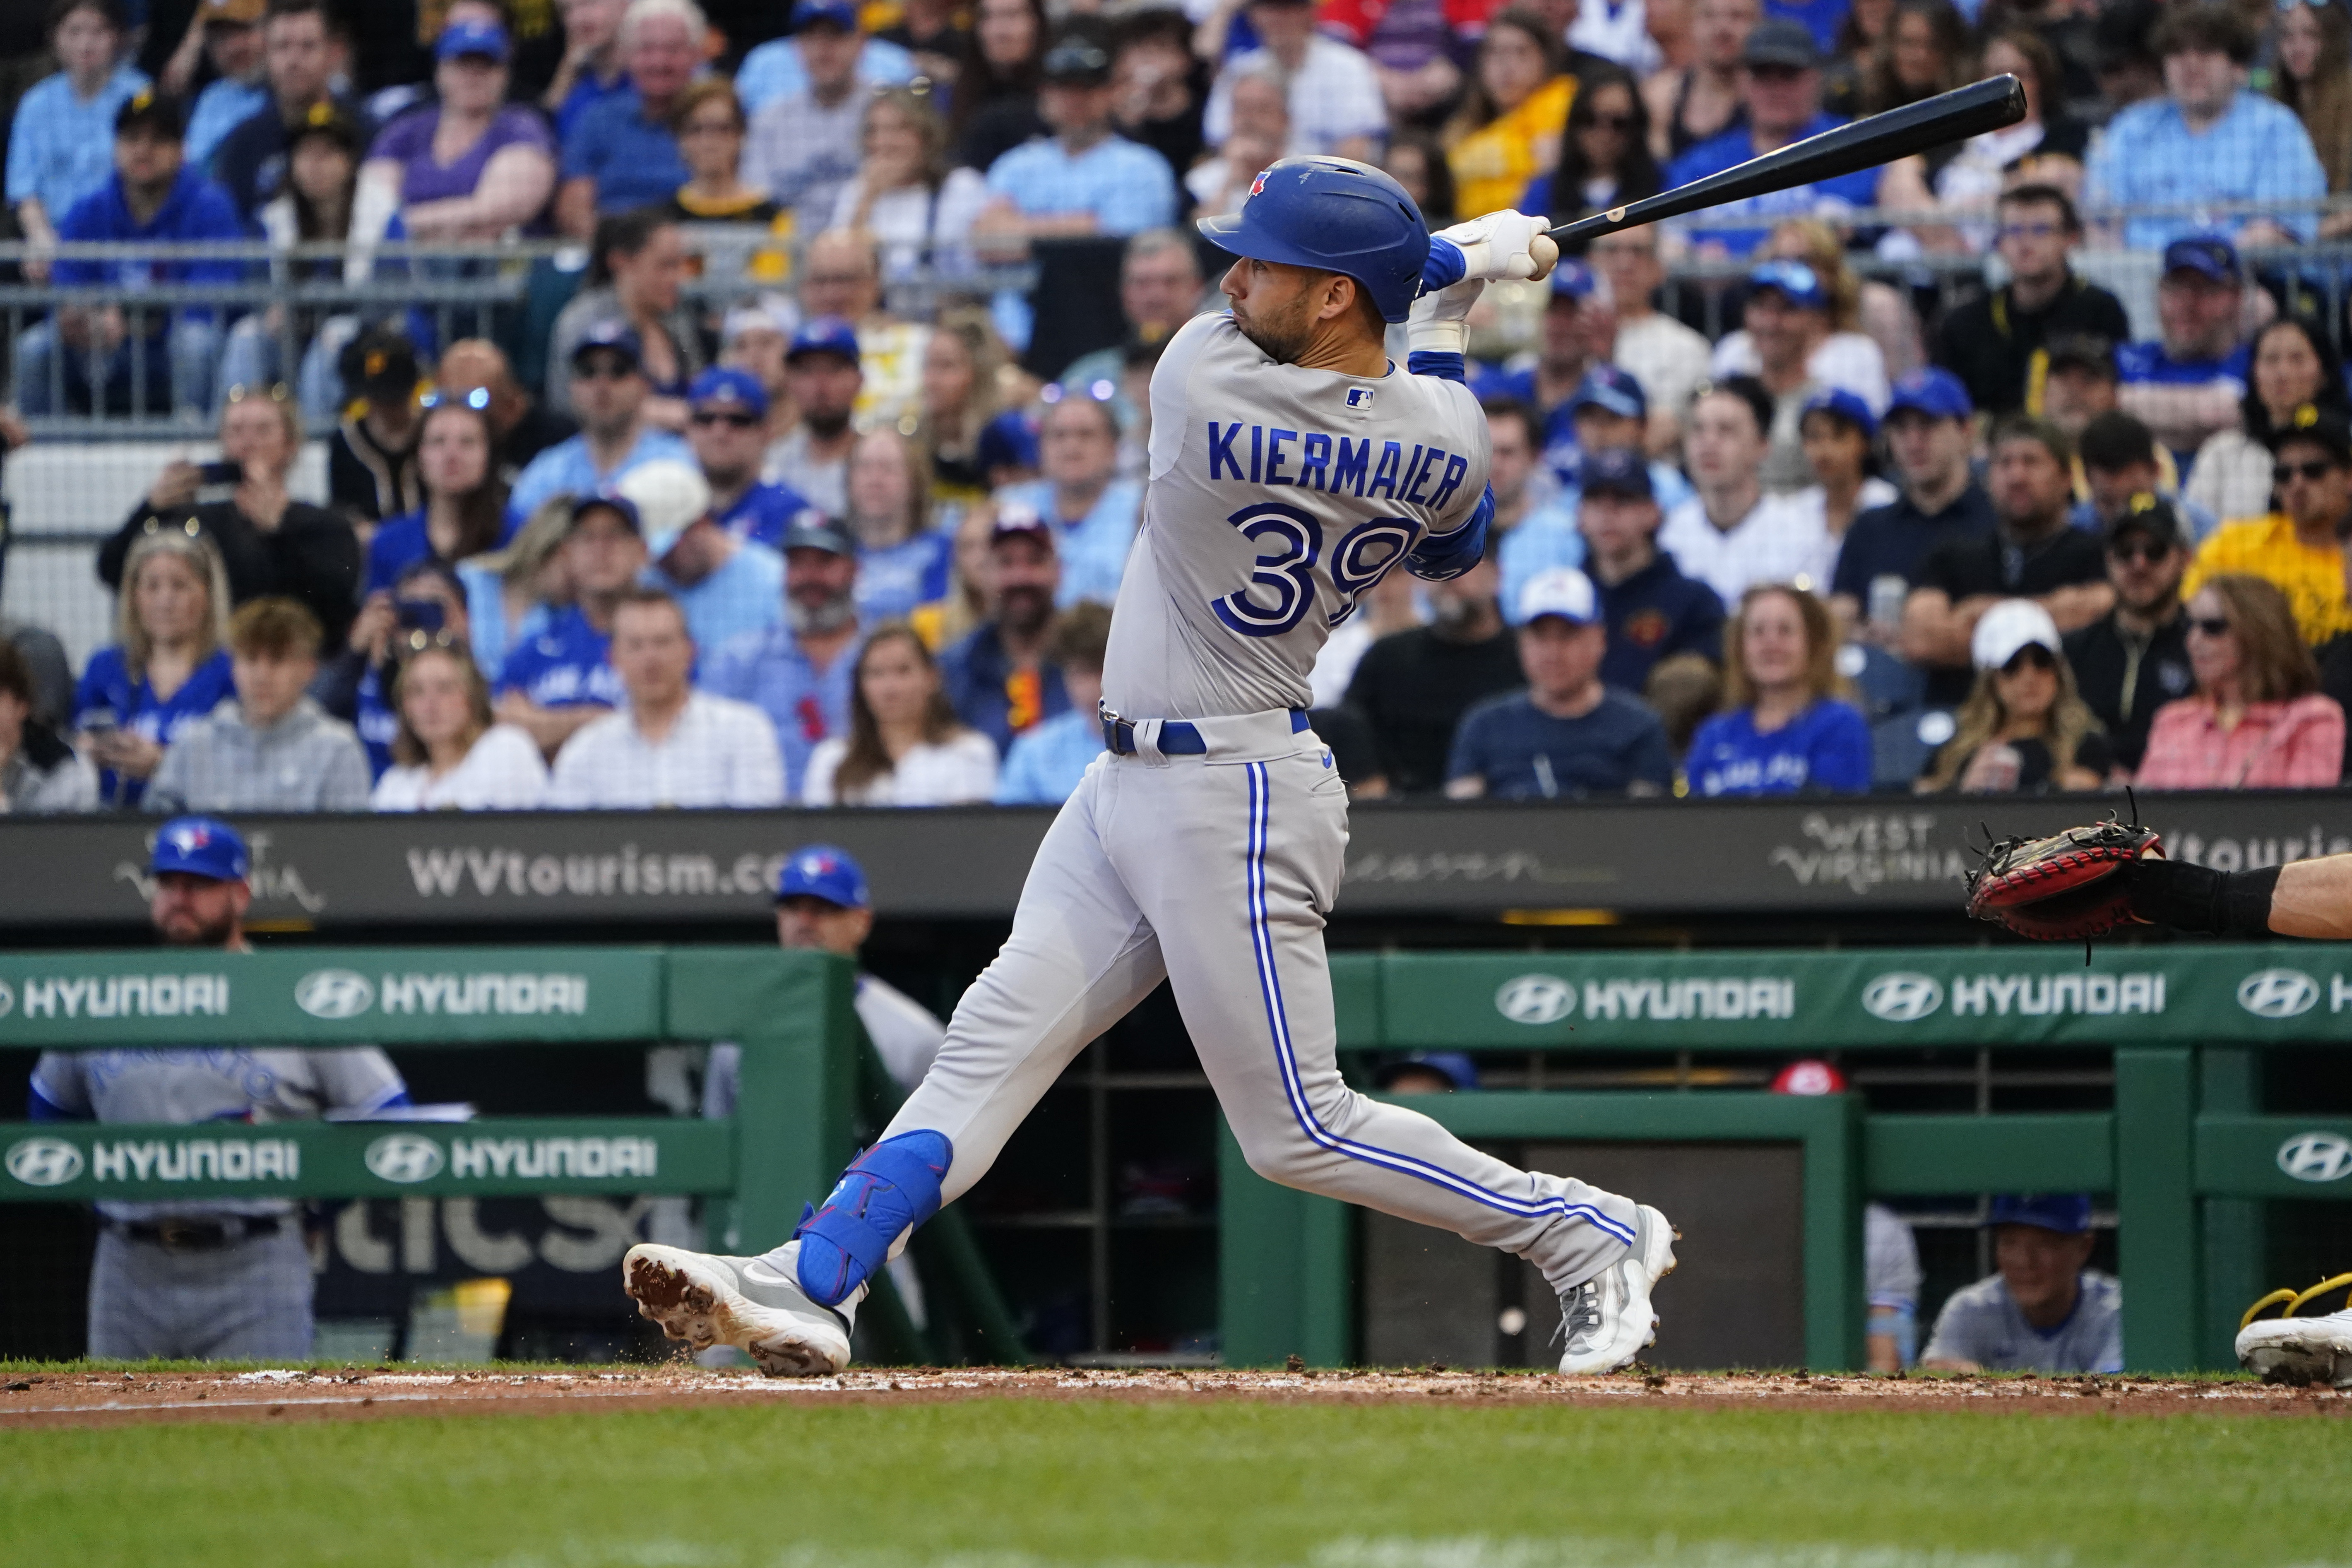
[0,980,13,1018]
[2277,1131,2352,1183]
[1861,972,1943,1023]
[295,969,375,1020]
[364,1134,445,1185]
[1495,974,1576,1026]
[2237,968,2319,1020]
[5,1137,84,1188]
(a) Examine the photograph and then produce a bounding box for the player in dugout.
[27,817,410,1359]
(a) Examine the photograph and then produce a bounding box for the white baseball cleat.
[623,1241,860,1377]
[2237,1308,2352,1388]
[1556,1204,1679,1375]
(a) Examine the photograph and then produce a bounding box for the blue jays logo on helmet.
[1249,168,1270,198]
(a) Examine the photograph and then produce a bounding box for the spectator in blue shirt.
[1571,450,1728,696]
[1686,583,1871,796]
[734,0,917,115]
[995,390,1139,608]
[495,488,650,758]
[1831,368,1997,636]
[845,428,955,624]
[1446,567,1675,800]
[509,321,696,523]
[634,457,785,655]
[940,507,1070,754]
[2084,4,2327,254]
[2116,235,2256,471]
[545,0,631,143]
[6,0,149,269]
[702,515,864,798]
[972,27,1178,261]
[1663,20,1881,258]
[995,600,1109,804]
[183,0,271,171]
[365,393,511,596]
[687,368,811,551]
[554,0,700,237]
[19,91,247,419]
[73,525,236,807]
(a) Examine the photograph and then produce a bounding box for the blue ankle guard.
[794,1130,952,1307]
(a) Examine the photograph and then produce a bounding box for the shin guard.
[793,1130,952,1307]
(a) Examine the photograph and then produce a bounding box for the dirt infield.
[2,1364,2342,1427]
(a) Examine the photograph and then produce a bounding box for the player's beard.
[1234,290,1320,366]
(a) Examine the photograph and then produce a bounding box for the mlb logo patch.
[1345,386,1376,410]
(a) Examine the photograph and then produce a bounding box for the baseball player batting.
[624,158,1677,1377]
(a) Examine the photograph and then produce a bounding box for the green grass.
[5,1399,2348,1568]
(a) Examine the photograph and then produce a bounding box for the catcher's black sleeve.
[2125,861,2281,937]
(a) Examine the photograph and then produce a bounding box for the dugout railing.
[1221,943,2352,1374]
[0,945,1024,1364]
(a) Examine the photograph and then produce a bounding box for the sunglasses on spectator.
[574,356,637,382]
[2001,646,2057,674]
[2107,538,2175,564]
[2274,459,2339,483]
[692,410,761,428]
[2186,616,2234,637]
[1995,222,2062,241]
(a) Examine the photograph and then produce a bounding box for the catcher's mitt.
[1965,818,2163,940]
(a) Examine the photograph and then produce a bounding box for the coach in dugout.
[1920,1194,2123,1375]
[28,817,409,1360]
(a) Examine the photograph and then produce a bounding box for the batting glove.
[1435,211,1560,283]
[1406,273,1483,361]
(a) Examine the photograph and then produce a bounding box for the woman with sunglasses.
[1917,600,2109,794]
[1531,67,1662,253]
[2136,573,2344,789]
[2274,0,2352,233]
[2185,318,2350,525]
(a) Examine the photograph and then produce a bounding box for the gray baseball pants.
[878,710,1637,1294]
[88,1222,315,1361]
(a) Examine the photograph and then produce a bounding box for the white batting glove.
[1407,274,1484,360]
[1436,211,1561,283]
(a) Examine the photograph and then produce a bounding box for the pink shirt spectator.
[2132,694,2346,790]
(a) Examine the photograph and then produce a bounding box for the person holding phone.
[317,560,474,779]
[74,525,238,808]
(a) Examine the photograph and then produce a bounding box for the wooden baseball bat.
[1543,75,2028,246]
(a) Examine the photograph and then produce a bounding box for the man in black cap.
[2063,496,2193,773]
[1577,447,1727,695]
[509,320,696,522]
[17,89,246,418]
[969,24,1178,257]
[1661,19,1883,258]
[2040,335,2125,445]
[940,507,1070,754]
[1932,185,2131,418]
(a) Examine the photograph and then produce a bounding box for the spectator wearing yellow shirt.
[1444,12,1574,220]
[2183,407,2352,648]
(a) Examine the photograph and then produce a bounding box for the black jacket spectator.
[1934,275,2131,418]
[1911,526,2107,707]
[1833,482,1999,611]
[1597,554,1724,694]
[2063,611,2192,772]
[99,502,362,654]
[1344,622,1526,796]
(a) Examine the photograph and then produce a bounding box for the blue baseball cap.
[780,510,855,556]
[791,0,861,28]
[570,486,643,534]
[1801,385,1878,440]
[976,414,1040,474]
[1746,258,1828,311]
[1886,366,1972,423]
[1549,260,1598,301]
[150,816,250,882]
[787,316,862,366]
[1570,364,1647,421]
[778,844,870,909]
[571,319,644,371]
[2162,232,2240,284]
[1989,1193,2093,1235]
[1374,1051,1481,1091]
[436,18,511,63]
[1580,446,1655,500]
[689,366,770,421]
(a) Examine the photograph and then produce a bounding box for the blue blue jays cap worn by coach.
[151,816,250,882]
[1887,366,1973,423]
[787,316,863,364]
[1801,385,1878,440]
[1989,1193,2093,1235]
[437,19,512,63]
[1197,156,1431,324]
[1570,363,1647,421]
[689,366,770,420]
[779,845,870,909]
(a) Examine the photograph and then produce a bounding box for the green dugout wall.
[0,947,1022,1362]
[1222,944,2352,1373]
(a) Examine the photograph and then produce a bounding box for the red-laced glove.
[1965,819,2164,940]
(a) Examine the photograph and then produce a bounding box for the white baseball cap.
[1971,598,2062,671]
[618,459,714,561]
[1517,567,1601,626]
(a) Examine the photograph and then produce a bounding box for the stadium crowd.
[3,0,2352,813]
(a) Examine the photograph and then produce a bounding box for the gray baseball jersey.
[1923,1268,2124,1373]
[32,1046,406,1221]
[1102,312,1491,720]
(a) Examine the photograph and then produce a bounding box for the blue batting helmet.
[1198,157,1431,324]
